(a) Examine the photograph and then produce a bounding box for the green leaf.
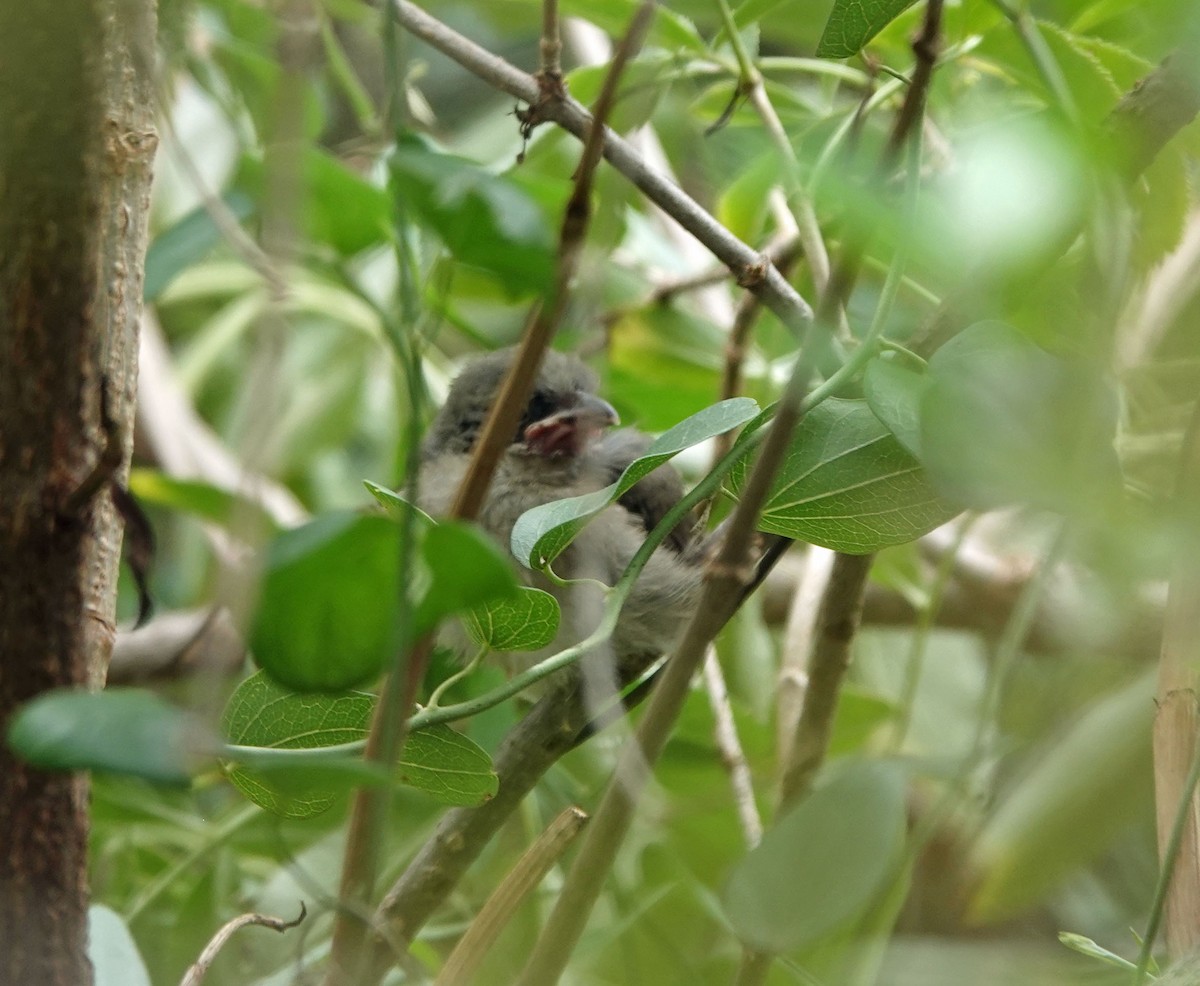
[464,586,561,652]
[511,398,760,569]
[221,672,498,814]
[6,689,214,784]
[968,672,1155,923]
[862,358,927,459]
[722,760,907,952]
[398,723,499,807]
[390,136,555,295]
[414,521,520,636]
[144,191,254,301]
[89,905,152,986]
[729,398,958,552]
[252,512,403,691]
[1057,933,1139,973]
[363,480,436,527]
[240,149,390,255]
[128,468,280,534]
[919,321,1122,512]
[222,671,378,818]
[816,0,919,58]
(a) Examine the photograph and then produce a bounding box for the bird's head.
[424,348,620,459]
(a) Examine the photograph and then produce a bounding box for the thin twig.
[777,553,876,807]
[178,903,306,986]
[538,0,562,82]
[703,648,763,848]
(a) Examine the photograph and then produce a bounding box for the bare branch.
[179,903,306,986]
[703,649,763,848]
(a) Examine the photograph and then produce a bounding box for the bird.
[419,347,706,682]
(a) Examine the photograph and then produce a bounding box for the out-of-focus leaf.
[565,52,673,135]
[828,690,896,757]
[863,357,927,459]
[252,512,403,692]
[390,136,555,295]
[816,0,919,58]
[6,689,214,784]
[144,191,254,301]
[919,321,1121,512]
[608,306,729,430]
[728,398,958,552]
[968,671,1155,923]
[414,522,519,636]
[239,149,389,256]
[722,760,907,952]
[511,398,760,569]
[128,469,280,535]
[89,905,152,986]
[552,0,706,51]
[221,672,498,815]
[363,480,436,527]
[1057,932,1139,972]
[464,587,561,652]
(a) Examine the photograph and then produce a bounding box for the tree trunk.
[0,2,156,983]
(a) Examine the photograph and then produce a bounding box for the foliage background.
[75,0,1200,983]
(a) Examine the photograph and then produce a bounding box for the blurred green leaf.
[863,357,927,459]
[722,760,907,952]
[390,136,555,295]
[414,521,519,635]
[363,480,436,526]
[969,671,1156,923]
[239,149,389,255]
[464,586,561,651]
[144,191,254,301]
[816,0,919,58]
[919,321,1122,512]
[252,512,403,691]
[511,398,760,568]
[89,905,152,986]
[128,468,280,534]
[7,689,214,784]
[729,398,958,552]
[1057,932,1139,972]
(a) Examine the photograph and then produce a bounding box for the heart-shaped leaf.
[863,357,926,459]
[511,397,760,568]
[464,586,561,652]
[728,398,958,552]
[222,672,498,815]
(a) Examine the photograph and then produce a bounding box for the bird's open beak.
[523,392,619,458]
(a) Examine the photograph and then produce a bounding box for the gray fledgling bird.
[420,347,705,676]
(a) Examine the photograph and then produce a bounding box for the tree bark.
[0,2,156,983]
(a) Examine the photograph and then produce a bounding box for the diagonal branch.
[388,0,814,333]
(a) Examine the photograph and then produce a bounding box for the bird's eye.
[516,391,558,441]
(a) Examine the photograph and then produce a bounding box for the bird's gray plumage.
[420,347,703,676]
